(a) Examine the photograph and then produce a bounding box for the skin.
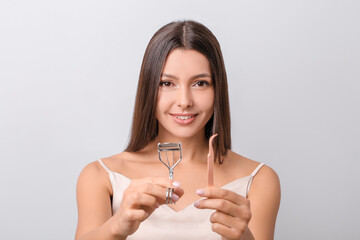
[75,49,281,240]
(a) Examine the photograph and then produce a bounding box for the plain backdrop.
[1,0,359,239]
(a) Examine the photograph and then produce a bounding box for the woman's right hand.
[111,177,183,238]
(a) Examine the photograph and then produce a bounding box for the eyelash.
[159,81,173,87]
[193,80,210,87]
[159,80,210,87]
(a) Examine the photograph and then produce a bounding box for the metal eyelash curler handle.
[157,142,182,204]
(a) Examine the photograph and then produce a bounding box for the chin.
[157,119,208,140]
[167,128,205,139]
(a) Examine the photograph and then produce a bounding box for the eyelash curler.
[157,142,182,204]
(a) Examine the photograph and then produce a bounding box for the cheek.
[156,91,170,117]
[198,91,215,113]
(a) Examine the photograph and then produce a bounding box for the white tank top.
[98,159,264,240]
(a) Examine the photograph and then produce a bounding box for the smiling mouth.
[172,113,198,118]
[174,115,193,120]
[170,114,198,123]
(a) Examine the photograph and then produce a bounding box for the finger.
[139,205,157,217]
[196,188,249,206]
[169,181,184,202]
[210,210,234,228]
[194,198,236,216]
[140,182,183,204]
[126,191,159,209]
[210,211,250,234]
[130,178,183,203]
[211,222,247,240]
[127,182,183,205]
[124,209,149,222]
[196,197,252,221]
[173,186,184,198]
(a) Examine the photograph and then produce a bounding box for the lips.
[174,115,192,120]
[171,113,197,125]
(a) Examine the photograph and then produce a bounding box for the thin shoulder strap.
[246,163,265,197]
[97,159,116,194]
[251,163,265,177]
[98,159,112,174]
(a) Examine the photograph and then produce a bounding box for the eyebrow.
[161,73,211,80]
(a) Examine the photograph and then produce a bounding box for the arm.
[247,165,281,240]
[75,162,121,240]
[75,161,184,240]
[194,165,280,240]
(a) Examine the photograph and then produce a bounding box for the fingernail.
[194,201,199,208]
[171,193,179,201]
[196,189,205,196]
[172,181,181,187]
[155,202,160,208]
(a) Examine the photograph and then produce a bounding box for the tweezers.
[207,133,218,187]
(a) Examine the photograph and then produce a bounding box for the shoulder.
[77,160,113,196]
[80,151,136,182]
[99,151,150,173]
[225,150,280,195]
[78,160,110,180]
[223,150,261,176]
[246,163,281,238]
[225,151,281,238]
[248,163,281,209]
[251,164,280,195]
[76,160,116,238]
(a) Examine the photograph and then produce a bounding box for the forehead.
[162,49,211,75]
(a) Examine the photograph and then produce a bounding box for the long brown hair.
[125,20,231,164]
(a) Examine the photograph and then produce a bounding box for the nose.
[177,86,193,109]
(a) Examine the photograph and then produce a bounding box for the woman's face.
[156,49,214,140]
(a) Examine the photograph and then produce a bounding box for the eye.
[159,81,173,87]
[193,80,210,87]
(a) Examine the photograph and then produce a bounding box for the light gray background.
[1,0,359,239]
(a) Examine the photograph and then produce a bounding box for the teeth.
[175,115,192,120]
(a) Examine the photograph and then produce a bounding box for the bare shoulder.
[250,164,280,195]
[101,150,150,167]
[75,160,114,239]
[225,150,280,195]
[245,161,281,239]
[77,160,112,195]
[247,161,281,212]
[224,150,262,176]
[99,150,160,179]
[99,152,126,171]
[225,151,280,239]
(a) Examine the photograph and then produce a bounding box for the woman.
[75,20,280,240]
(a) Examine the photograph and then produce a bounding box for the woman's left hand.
[194,188,254,240]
